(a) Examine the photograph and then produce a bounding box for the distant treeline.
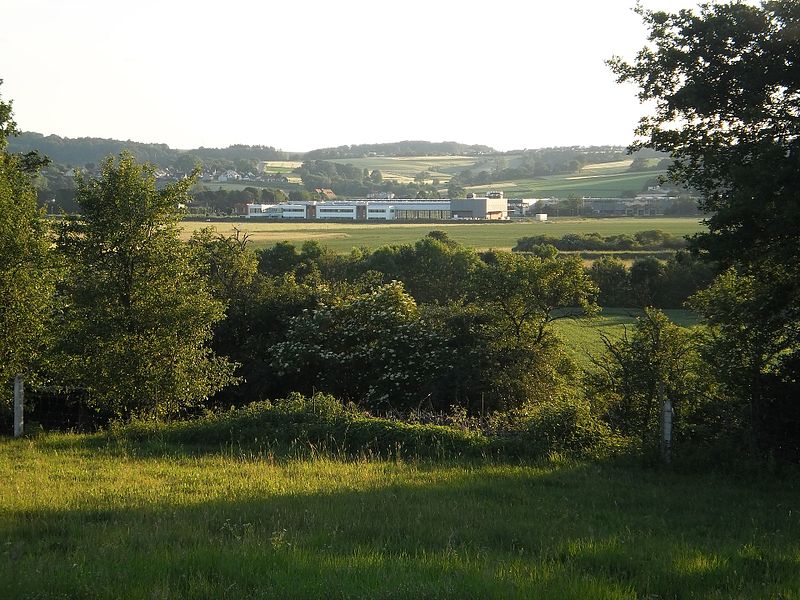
[513,230,688,252]
[304,141,495,159]
[8,132,292,169]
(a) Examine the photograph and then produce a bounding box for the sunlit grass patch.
[2,434,798,599]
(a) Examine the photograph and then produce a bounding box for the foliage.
[514,229,686,252]
[363,231,483,304]
[0,85,55,395]
[587,308,718,457]
[303,140,494,160]
[690,269,800,461]
[7,131,287,170]
[474,252,598,344]
[471,252,597,409]
[588,256,631,307]
[610,1,800,461]
[609,1,800,269]
[118,393,492,460]
[588,252,716,309]
[270,282,449,412]
[54,153,237,419]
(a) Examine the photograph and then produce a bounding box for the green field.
[465,164,668,198]
[2,437,797,599]
[313,155,665,198]
[553,308,699,369]
[181,218,706,253]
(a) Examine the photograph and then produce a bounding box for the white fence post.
[13,374,24,437]
[660,382,672,464]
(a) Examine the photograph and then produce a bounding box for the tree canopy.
[609,1,800,267]
[0,83,55,389]
[55,153,237,418]
[610,1,800,459]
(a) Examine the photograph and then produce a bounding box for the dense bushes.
[513,230,687,253]
[115,392,619,461]
[588,252,717,308]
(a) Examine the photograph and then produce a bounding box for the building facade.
[246,199,479,221]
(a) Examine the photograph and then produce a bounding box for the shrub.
[112,392,614,461]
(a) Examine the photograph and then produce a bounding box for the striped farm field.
[466,169,669,199]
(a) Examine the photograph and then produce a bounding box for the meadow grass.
[1,436,797,599]
[552,308,700,369]
[181,217,706,253]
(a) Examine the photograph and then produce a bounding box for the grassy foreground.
[2,435,798,599]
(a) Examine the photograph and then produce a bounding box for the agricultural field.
[311,155,667,197]
[320,156,480,184]
[1,437,797,599]
[180,217,706,253]
[465,162,668,199]
[257,160,304,173]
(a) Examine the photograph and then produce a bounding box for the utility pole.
[13,374,24,437]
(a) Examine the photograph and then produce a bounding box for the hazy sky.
[1,0,700,152]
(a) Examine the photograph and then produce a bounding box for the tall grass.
[2,419,798,598]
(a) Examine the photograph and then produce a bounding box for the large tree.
[0,84,55,393]
[56,153,236,419]
[609,1,800,458]
[609,1,799,266]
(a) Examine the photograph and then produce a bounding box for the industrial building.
[246,197,506,221]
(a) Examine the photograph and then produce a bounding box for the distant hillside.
[8,132,291,168]
[304,141,495,160]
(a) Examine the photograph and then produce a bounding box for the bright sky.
[1,0,699,152]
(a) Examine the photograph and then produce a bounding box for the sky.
[1,0,701,152]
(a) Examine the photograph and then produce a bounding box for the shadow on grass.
[2,455,798,599]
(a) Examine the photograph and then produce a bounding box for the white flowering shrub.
[270,281,451,412]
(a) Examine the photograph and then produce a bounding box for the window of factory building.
[394,209,451,220]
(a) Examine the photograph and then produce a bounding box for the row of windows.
[395,210,452,219]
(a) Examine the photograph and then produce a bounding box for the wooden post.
[660,382,672,464]
[13,374,24,437]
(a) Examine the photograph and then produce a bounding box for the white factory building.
[246,194,507,221]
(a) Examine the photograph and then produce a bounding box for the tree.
[690,269,800,460]
[588,256,631,307]
[609,2,800,268]
[587,308,715,456]
[55,153,236,419]
[269,281,447,412]
[471,252,598,408]
[173,153,202,173]
[609,1,800,459]
[0,85,55,397]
